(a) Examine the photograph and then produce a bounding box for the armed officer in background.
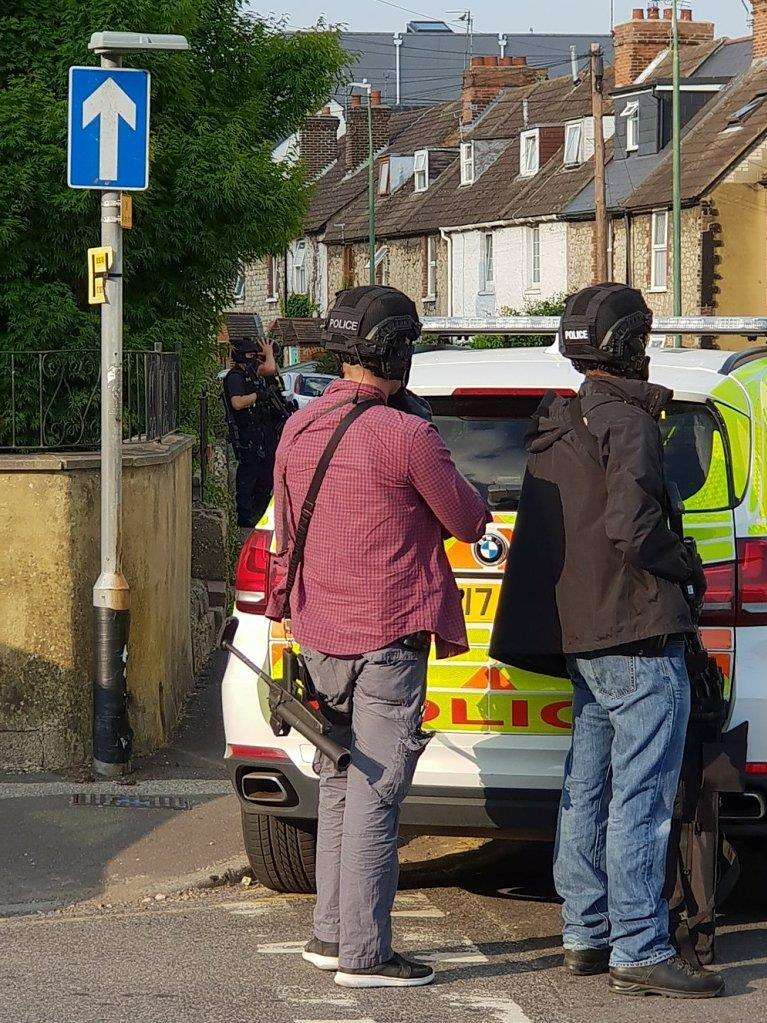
[223,333,295,529]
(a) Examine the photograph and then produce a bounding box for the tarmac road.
[1,836,765,1023]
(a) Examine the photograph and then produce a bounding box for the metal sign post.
[68,31,188,777]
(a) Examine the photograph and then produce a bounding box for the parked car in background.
[222,343,767,893]
[280,370,335,409]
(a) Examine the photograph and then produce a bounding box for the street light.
[350,81,376,286]
[86,30,189,778]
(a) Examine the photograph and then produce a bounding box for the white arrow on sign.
[82,77,137,181]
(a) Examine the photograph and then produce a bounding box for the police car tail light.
[235,529,273,614]
[737,538,767,625]
[700,561,736,626]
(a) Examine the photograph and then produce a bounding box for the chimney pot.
[499,55,513,66]
[371,89,382,106]
[632,7,645,18]
[470,56,483,68]
[647,4,660,20]
[680,8,693,21]
[511,55,528,66]
[482,55,497,66]
[350,93,361,108]
[663,7,673,19]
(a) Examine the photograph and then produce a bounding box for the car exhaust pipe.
[720,791,766,823]
[240,771,291,805]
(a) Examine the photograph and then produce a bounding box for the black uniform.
[490,374,695,669]
[223,367,290,528]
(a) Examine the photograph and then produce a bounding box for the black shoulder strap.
[283,399,379,608]
[567,395,602,468]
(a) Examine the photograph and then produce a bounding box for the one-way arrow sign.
[68,66,150,190]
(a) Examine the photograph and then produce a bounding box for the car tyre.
[241,811,317,893]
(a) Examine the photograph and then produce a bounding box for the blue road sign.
[68,66,151,190]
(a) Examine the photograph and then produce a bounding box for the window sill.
[478,288,495,297]
[626,146,639,154]
[423,294,437,303]
[266,297,279,304]
[648,286,668,294]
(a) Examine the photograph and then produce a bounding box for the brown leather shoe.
[609,955,725,998]
[563,948,611,975]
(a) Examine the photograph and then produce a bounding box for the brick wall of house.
[327,236,449,316]
[461,56,547,125]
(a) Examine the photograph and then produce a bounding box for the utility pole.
[591,43,609,283]
[351,81,376,284]
[671,0,683,347]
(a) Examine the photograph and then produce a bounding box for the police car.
[221,343,767,892]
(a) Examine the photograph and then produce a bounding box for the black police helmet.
[231,335,262,360]
[322,285,421,383]
[560,283,653,379]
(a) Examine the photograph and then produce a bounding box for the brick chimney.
[753,0,767,61]
[345,91,391,172]
[300,107,340,179]
[460,55,547,126]
[613,6,715,89]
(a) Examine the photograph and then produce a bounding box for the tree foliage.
[0,1,347,421]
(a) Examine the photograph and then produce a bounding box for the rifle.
[220,618,351,771]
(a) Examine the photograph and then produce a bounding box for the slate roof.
[267,318,324,347]
[335,31,613,108]
[321,72,615,243]
[626,62,767,210]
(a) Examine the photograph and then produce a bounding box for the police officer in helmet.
[222,332,293,529]
[491,284,718,998]
[271,285,489,988]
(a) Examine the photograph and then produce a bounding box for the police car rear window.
[429,396,732,512]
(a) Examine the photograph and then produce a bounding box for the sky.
[254,1,749,38]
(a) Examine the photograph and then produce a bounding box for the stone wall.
[0,436,195,771]
[327,236,449,316]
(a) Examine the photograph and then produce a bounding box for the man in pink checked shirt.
[271,286,489,989]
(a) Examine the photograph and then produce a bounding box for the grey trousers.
[302,639,431,970]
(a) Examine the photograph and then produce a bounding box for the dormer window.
[460,142,475,185]
[414,149,429,192]
[520,129,539,177]
[622,101,639,152]
[564,122,582,167]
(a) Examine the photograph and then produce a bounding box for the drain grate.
[70,793,194,810]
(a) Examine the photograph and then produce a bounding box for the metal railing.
[0,345,180,452]
[420,315,767,337]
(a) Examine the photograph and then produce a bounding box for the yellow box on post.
[87,245,113,305]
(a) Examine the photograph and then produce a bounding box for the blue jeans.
[553,639,690,968]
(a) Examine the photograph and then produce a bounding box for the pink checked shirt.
[273,380,490,659]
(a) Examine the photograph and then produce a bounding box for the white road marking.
[391,907,444,918]
[255,940,306,955]
[441,995,534,1023]
[294,1019,377,1023]
[417,940,490,965]
[289,997,357,1008]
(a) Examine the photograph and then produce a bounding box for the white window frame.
[622,100,639,152]
[481,232,494,292]
[365,246,389,286]
[378,158,390,196]
[292,240,307,294]
[564,121,582,167]
[650,210,669,292]
[527,225,541,288]
[414,149,429,192]
[425,235,438,300]
[520,129,539,177]
[233,263,246,304]
[460,141,475,185]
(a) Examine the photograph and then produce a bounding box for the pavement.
[1,652,766,1022]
